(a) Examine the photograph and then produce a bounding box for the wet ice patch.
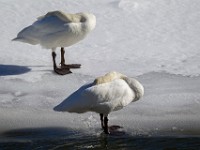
[82,114,99,128]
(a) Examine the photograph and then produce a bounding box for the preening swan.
[54,71,144,134]
[13,11,96,75]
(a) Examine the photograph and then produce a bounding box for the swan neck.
[123,77,144,101]
[82,14,96,32]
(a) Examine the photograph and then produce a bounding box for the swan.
[12,11,96,75]
[54,71,144,134]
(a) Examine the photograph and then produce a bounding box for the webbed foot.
[61,64,81,69]
[54,67,72,75]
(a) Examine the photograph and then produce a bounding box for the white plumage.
[13,11,96,75]
[54,71,144,134]
[13,11,96,49]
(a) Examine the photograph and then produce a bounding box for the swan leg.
[60,47,81,69]
[52,51,72,75]
[104,116,110,134]
[100,113,104,129]
[60,47,66,68]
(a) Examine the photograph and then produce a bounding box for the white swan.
[54,71,144,134]
[13,11,96,75]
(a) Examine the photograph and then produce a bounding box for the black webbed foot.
[54,67,72,75]
[61,64,81,69]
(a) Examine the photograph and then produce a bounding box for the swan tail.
[12,37,39,45]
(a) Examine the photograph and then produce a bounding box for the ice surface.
[0,72,200,136]
[0,0,200,136]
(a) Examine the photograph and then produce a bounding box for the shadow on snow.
[0,64,31,76]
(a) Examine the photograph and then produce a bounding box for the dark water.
[0,127,200,150]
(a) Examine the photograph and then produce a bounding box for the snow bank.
[1,0,200,82]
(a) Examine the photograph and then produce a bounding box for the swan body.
[13,11,96,75]
[54,71,144,133]
[13,11,96,49]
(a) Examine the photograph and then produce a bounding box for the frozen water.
[0,72,200,136]
[0,0,200,136]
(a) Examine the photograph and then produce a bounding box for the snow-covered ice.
[0,72,199,136]
[0,0,200,136]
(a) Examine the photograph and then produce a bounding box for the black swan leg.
[52,51,72,75]
[104,116,110,134]
[100,113,104,129]
[60,47,81,69]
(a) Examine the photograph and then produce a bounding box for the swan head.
[94,71,144,102]
[94,71,126,85]
[78,12,96,32]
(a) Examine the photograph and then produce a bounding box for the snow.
[0,0,200,136]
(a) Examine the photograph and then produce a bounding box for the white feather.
[13,11,96,49]
[54,72,144,116]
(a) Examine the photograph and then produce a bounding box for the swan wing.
[37,11,82,23]
[54,79,135,114]
[13,11,76,44]
[81,79,135,113]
